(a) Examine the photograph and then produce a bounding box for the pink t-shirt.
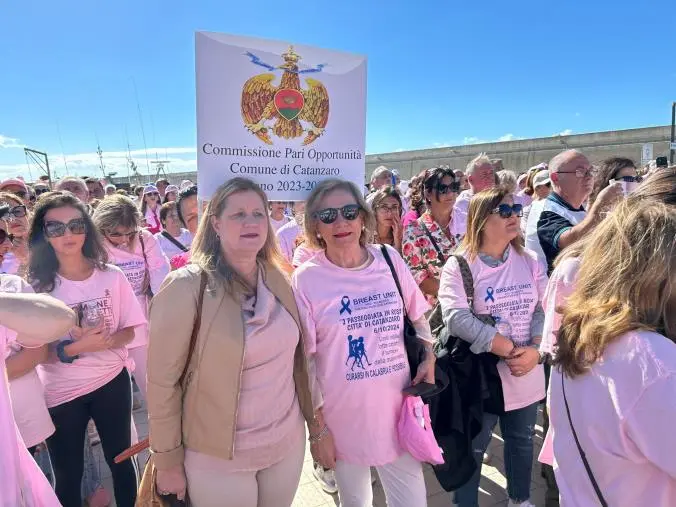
[0,300,60,506]
[438,245,547,411]
[144,205,162,235]
[292,245,430,465]
[292,244,320,268]
[106,230,170,348]
[1,276,55,448]
[540,256,580,355]
[548,330,676,506]
[37,265,147,408]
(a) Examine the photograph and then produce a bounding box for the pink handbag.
[397,395,444,465]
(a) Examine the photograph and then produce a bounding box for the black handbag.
[379,245,448,398]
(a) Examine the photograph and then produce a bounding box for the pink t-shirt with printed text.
[37,265,147,408]
[548,330,676,506]
[438,245,547,411]
[1,275,55,448]
[105,230,170,348]
[292,245,430,466]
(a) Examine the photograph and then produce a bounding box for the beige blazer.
[146,262,314,470]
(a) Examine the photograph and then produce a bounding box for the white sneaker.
[313,463,338,494]
[508,500,535,507]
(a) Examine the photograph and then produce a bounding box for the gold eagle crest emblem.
[241,46,330,146]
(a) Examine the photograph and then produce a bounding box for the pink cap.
[0,178,29,193]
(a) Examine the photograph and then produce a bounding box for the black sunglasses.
[437,182,461,194]
[44,218,87,238]
[491,203,523,218]
[313,204,361,224]
[7,205,27,219]
[34,187,50,195]
[0,229,15,244]
[107,229,138,239]
[614,175,643,183]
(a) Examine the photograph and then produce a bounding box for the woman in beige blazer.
[147,178,315,507]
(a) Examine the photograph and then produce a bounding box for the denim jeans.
[453,401,539,506]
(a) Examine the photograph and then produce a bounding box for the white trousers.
[334,452,427,507]
[184,438,305,507]
[127,345,147,400]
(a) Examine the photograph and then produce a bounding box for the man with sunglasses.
[0,178,30,206]
[453,153,497,236]
[525,149,623,275]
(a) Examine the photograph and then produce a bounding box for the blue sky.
[1,0,673,180]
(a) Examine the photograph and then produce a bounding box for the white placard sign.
[196,32,367,201]
[641,143,653,163]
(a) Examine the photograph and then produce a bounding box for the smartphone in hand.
[402,382,437,397]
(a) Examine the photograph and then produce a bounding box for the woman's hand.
[392,218,403,253]
[412,351,436,385]
[71,323,111,353]
[505,347,539,377]
[310,430,337,470]
[156,464,187,500]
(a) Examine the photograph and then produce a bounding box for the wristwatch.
[56,340,78,364]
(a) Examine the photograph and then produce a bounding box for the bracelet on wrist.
[56,340,78,363]
[309,425,329,444]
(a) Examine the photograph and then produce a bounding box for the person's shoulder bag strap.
[138,232,155,298]
[561,370,608,506]
[380,244,407,313]
[420,221,447,264]
[161,230,189,253]
[113,270,208,464]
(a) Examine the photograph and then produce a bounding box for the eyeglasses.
[7,205,27,219]
[11,190,28,199]
[376,204,401,214]
[43,218,87,238]
[34,187,50,195]
[491,203,523,218]
[556,167,597,179]
[313,204,361,224]
[0,229,15,244]
[107,229,138,239]
[146,192,160,198]
[437,182,461,194]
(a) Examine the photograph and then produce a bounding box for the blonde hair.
[92,195,141,236]
[459,186,523,261]
[465,153,492,175]
[190,177,283,291]
[555,200,676,377]
[303,178,375,250]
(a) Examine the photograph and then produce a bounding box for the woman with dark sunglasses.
[292,178,434,507]
[402,167,462,306]
[140,184,163,235]
[0,192,30,276]
[27,192,146,507]
[588,157,640,206]
[438,187,548,507]
[93,195,170,401]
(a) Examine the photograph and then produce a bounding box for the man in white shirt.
[453,153,496,236]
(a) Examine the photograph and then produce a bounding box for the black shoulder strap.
[380,245,407,315]
[161,230,189,252]
[452,254,475,310]
[420,221,446,264]
[561,371,608,506]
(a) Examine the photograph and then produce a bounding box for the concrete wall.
[366,125,673,180]
[113,125,673,186]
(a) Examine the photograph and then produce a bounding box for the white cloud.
[0,146,197,181]
[0,135,24,149]
[462,134,522,145]
[497,134,519,142]
[556,129,573,136]
[463,136,486,145]
[432,142,452,148]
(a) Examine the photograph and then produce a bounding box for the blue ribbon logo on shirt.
[340,296,352,315]
[485,287,495,303]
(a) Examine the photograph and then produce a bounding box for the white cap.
[533,170,551,188]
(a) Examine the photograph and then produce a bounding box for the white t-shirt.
[276,219,303,263]
[37,265,147,408]
[155,229,193,260]
[270,215,292,232]
[1,275,55,448]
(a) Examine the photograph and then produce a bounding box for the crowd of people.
[0,150,674,507]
